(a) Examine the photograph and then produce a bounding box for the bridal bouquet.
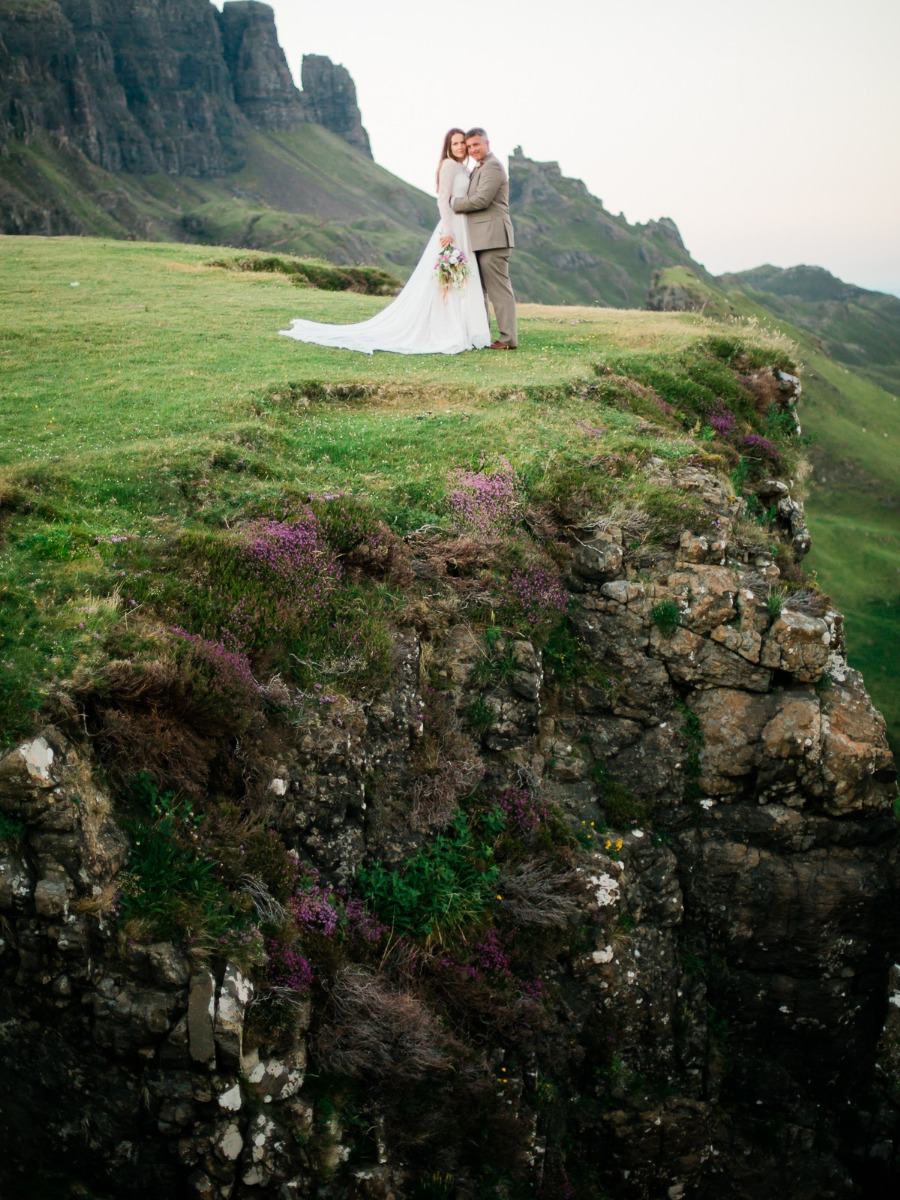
[434,242,470,293]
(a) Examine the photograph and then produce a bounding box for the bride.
[279,129,490,355]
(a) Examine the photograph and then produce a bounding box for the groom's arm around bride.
[452,128,518,349]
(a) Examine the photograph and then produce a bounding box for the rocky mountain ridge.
[0,0,370,186]
[509,147,702,305]
[0,0,705,299]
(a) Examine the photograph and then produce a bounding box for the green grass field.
[0,236,893,752]
[0,236,740,483]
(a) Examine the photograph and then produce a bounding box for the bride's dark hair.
[436,128,466,191]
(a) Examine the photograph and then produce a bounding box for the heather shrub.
[265,940,314,994]
[447,457,523,538]
[496,560,568,638]
[172,510,342,656]
[604,344,800,459]
[493,787,549,836]
[419,934,548,1044]
[148,511,397,696]
[705,404,736,438]
[287,863,387,954]
[228,514,342,646]
[170,628,261,731]
[739,433,780,463]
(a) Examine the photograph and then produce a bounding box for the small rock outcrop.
[646,267,709,312]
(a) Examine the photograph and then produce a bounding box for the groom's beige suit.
[452,152,517,348]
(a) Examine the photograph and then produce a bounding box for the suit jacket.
[452,152,515,252]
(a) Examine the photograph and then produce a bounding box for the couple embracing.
[280,127,517,356]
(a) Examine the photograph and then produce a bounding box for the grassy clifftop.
[1,235,807,752]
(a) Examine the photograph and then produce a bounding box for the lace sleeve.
[437,159,458,237]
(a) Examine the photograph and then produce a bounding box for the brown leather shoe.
[489,341,516,350]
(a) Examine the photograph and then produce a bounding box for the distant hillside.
[0,0,435,271]
[720,264,900,394]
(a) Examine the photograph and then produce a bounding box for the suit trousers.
[475,248,517,347]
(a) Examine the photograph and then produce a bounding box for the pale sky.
[218,0,900,296]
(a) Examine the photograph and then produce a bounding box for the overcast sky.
[219,0,899,295]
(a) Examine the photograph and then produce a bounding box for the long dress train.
[279,160,490,355]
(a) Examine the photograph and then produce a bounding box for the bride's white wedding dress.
[279,159,490,355]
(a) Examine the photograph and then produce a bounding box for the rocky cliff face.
[0,0,372,178]
[215,1,371,155]
[299,53,372,158]
[218,0,305,132]
[0,0,243,175]
[1,452,898,1198]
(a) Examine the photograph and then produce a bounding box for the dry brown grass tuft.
[410,755,482,832]
[783,586,830,617]
[496,860,582,927]
[94,707,213,797]
[741,367,781,415]
[102,658,179,705]
[314,967,450,1079]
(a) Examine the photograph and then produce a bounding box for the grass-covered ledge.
[0,236,804,746]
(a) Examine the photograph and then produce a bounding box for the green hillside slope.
[721,264,900,393]
[509,150,705,307]
[0,125,435,279]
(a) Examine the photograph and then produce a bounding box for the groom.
[449,127,517,350]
